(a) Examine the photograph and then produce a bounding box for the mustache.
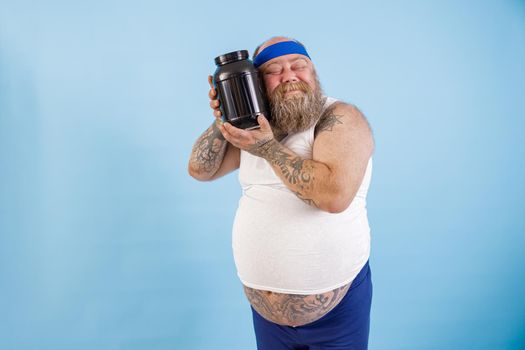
[272,81,312,99]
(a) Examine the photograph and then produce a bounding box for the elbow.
[188,163,212,182]
[324,199,351,214]
[321,189,355,214]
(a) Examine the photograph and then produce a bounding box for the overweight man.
[188,36,375,350]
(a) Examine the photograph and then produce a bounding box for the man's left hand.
[218,114,275,157]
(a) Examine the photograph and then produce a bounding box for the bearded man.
[188,36,375,350]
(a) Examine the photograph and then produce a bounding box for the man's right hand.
[208,75,223,125]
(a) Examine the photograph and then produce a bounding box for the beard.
[268,76,325,135]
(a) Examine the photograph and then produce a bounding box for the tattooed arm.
[188,120,240,181]
[188,75,241,181]
[219,103,374,213]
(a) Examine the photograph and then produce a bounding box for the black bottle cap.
[215,50,249,66]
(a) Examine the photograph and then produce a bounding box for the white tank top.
[231,97,373,295]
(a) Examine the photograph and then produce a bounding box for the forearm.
[251,139,338,211]
[188,122,228,180]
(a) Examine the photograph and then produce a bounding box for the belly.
[243,282,351,327]
[232,187,370,294]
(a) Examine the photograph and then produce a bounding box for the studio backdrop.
[1,1,524,349]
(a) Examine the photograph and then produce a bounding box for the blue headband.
[253,41,311,68]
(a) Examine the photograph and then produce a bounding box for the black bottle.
[213,50,271,130]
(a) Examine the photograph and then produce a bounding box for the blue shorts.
[250,261,372,350]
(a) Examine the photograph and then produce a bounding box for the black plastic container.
[213,50,270,130]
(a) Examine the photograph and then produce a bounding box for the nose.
[281,66,298,83]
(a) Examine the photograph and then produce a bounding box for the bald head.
[254,36,297,57]
[252,36,313,74]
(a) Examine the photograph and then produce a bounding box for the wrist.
[248,137,278,158]
[212,121,226,140]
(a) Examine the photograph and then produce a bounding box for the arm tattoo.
[189,122,227,176]
[250,139,319,207]
[314,101,345,138]
[247,136,274,155]
[243,283,351,326]
[314,113,344,137]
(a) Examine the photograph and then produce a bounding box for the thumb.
[257,114,271,130]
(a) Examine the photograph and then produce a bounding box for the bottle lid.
[215,50,249,66]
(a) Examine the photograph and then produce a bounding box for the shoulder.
[314,101,373,141]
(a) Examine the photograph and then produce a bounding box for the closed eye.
[264,64,283,75]
[292,62,307,70]
[265,69,282,75]
[291,58,308,71]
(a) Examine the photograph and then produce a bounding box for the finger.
[213,110,222,118]
[209,99,220,109]
[209,88,217,99]
[223,122,244,139]
[208,76,218,99]
[222,121,234,133]
[257,114,271,130]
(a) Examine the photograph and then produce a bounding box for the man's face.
[259,54,317,95]
[258,54,324,134]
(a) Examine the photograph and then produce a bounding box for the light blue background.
[1,0,524,349]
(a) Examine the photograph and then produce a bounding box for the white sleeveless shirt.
[231,97,373,295]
